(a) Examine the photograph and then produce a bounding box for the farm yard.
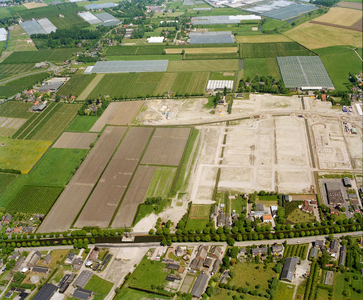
[75,127,153,228]
[6,185,63,214]
[38,126,127,233]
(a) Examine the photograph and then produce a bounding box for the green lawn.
[126,256,169,292]
[66,116,100,132]
[0,174,17,197]
[258,195,279,201]
[286,208,316,224]
[231,197,244,214]
[84,275,113,295]
[314,46,362,91]
[0,148,87,207]
[190,204,211,218]
[184,219,209,232]
[133,198,171,226]
[261,18,287,32]
[316,287,330,300]
[115,287,169,300]
[333,273,363,300]
[275,281,295,300]
[210,72,235,80]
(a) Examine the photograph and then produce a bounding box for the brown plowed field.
[52,132,98,149]
[112,165,156,228]
[351,18,362,31]
[90,101,144,132]
[141,128,191,166]
[337,1,362,10]
[309,20,362,32]
[37,126,127,233]
[74,127,153,228]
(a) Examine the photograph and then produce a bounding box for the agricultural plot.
[90,101,144,132]
[283,244,309,260]
[315,46,363,90]
[0,72,51,98]
[0,148,88,208]
[112,165,156,228]
[261,4,317,20]
[0,173,17,197]
[141,127,191,166]
[165,47,238,54]
[75,127,153,228]
[84,275,113,298]
[87,73,138,99]
[236,34,292,43]
[2,48,79,64]
[244,58,281,80]
[77,74,104,101]
[277,56,334,88]
[0,137,51,174]
[170,72,209,95]
[145,167,177,199]
[28,104,81,141]
[2,24,37,52]
[313,7,362,27]
[154,73,178,95]
[167,59,238,72]
[0,101,34,118]
[57,74,96,97]
[0,117,27,137]
[106,45,165,56]
[66,116,99,132]
[284,22,362,49]
[241,42,315,58]
[337,1,363,10]
[52,132,97,149]
[189,204,211,218]
[37,126,126,233]
[6,186,63,214]
[0,63,35,80]
[128,72,163,98]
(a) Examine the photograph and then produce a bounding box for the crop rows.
[57,74,96,97]
[0,63,35,76]
[2,49,79,64]
[30,104,81,141]
[0,101,34,119]
[241,42,315,59]
[304,262,319,300]
[184,53,239,60]
[283,244,308,259]
[7,185,63,214]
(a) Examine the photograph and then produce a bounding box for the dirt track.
[141,127,191,166]
[112,165,156,228]
[38,126,127,233]
[74,127,153,228]
[309,20,362,32]
[90,101,143,132]
[52,132,98,149]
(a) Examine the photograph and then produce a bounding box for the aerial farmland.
[0,0,362,299]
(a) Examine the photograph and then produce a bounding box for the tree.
[149,229,154,235]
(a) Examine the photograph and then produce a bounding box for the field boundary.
[77,74,105,101]
[309,20,362,32]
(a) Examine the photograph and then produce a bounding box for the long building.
[191,273,209,298]
[280,257,299,282]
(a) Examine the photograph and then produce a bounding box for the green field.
[2,48,80,64]
[167,59,238,72]
[0,8,12,18]
[315,46,363,90]
[2,24,37,52]
[283,244,309,260]
[15,3,88,29]
[0,148,87,208]
[244,58,281,79]
[0,174,17,197]
[189,204,211,218]
[261,18,287,32]
[57,74,96,97]
[0,101,34,119]
[84,275,113,296]
[241,42,315,58]
[0,64,35,81]
[106,55,182,61]
[13,103,81,141]
[6,185,63,214]
[66,116,99,132]
[170,72,209,95]
[145,167,177,199]
[126,256,169,292]
[184,53,239,60]
[0,72,51,98]
[333,273,363,300]
[184,218,209,232]
[275,281,295,300]
[210,72,235,80]
[0,136,51,174]
[106,45,165,56]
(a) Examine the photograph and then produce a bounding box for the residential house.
[302,206,313,214]
[314,240,324,249]
[43,255,52,265]
[27,251,42,267]
[13,227,22,234]
[72,258,83,270]
[203,258,212,268]
[23,226,33,234]
[210,246,222,259]
[9,252,20,261]
[252,247,267,256]
[65,252,75,265]
[3,214,12,224]
[330,239,339,254]
[196,245,208,261]
[262,215,273,222]
[309,247,318,259]
[271,245,283,254]
[189,258,203,271]
[270,206,278,217]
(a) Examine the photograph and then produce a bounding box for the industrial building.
[325,181,345,205]
[189,31,234,44]
[206,80,234,91]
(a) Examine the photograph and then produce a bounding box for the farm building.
[309,247,318,259]
[262,214,273,222]
[35,62,47,68]
[280,257,300,282]
[196,245,208,261]
[271,245,283,254]
[147,36,164,43]
[0,28,7,42]
[191,14,260,25]
[65,252,75,265]
[191,273,209,298]
[206,80,233,91]
[252,247,267,256]
[329,239,339,254]
[211,259,221,275]
[190,31,234,44]
[343,177,351,187]
[32,266,49,274]
[72,288,93,300]
[37,82,63,93]
[210,246,222,259]
[90,60,169,73]
[27,251,42,267]
[43,254,52,264]
[339,245,347,266]
[32,284,57,300]
[325,181,345,205]
[73,270,93,288]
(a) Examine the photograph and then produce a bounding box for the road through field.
[37,126,126,233]
[77,74,104,101]
[74,127,153,228]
